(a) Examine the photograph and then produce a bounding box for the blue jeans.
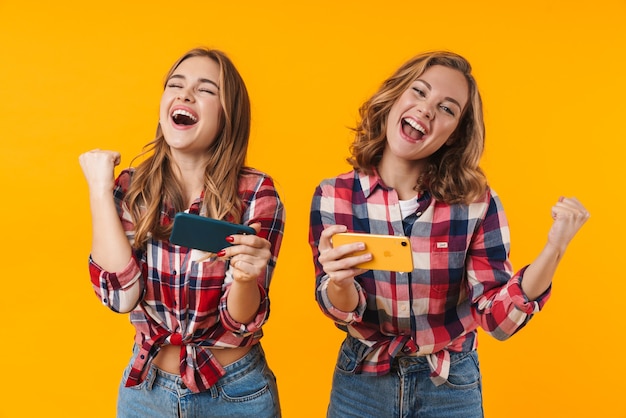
[328,337,483,418]
[117,344,281,418]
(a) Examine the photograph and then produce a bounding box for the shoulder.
[482,187,505,211]
[239,167,280,194]
[438,187,500,220]
[114,168,136,192]
[470,187,508,225]
[240,167,273,183]
[462,186,500,207]
[316,169,359,189]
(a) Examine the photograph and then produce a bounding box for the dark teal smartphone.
[169,213,256,253]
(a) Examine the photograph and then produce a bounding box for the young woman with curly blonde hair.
[309,51,588,417]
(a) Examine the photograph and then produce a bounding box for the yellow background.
[1,1,624,417]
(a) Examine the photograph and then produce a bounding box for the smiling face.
[159,55,223,157]
[384,64,469,166]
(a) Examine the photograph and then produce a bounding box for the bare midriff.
[152,344,253,374]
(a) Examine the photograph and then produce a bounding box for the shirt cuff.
[317,277,367,324]
[219,284,269,337]
[89,255,141,290]
[507,266,552,314]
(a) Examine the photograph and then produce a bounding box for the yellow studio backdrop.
[1,1,624,417]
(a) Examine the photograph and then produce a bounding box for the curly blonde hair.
[125,47,251,248]
[348,51,487,204]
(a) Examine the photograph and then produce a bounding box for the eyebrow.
[415,79,462,110]
[169,74,220,90]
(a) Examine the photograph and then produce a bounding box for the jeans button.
[180,382,187,389]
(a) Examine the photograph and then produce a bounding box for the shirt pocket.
[430,236,468,293]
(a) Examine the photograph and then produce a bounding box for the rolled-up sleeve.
[467,192,552,340]
[316,277,367,325]
[219,172,285,336]
[309,180,368,324]
[219,283,269,336]
[89,255,144,313]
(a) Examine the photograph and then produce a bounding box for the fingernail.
[225,236,234,243]
[217,250,226,257]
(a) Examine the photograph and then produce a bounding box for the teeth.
[404,118,425,134]
[172,109,197,122]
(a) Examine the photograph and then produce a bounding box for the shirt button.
[400,304,408,312]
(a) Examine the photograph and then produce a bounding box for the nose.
[417,102,434,120]
[178,87,194,103]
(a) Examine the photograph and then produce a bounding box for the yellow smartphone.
[331,232,414,272]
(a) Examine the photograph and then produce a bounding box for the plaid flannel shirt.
[309,170,549,385]
[89,168,285,393]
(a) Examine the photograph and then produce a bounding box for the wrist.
[89,186,114,202]
[328,276,355,291]
[543,241,565,262]
[231,277,260,289]
[326,276,359,312]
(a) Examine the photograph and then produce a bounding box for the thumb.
[249,222,262,234]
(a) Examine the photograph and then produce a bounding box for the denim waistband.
[393,350,475,374]
[148,343,264,392]
[215,343,264,386]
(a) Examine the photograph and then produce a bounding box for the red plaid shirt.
[309,170,550,385]
[89,168,285,393]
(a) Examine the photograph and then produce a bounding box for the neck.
[378,155,425,200]
[170,158,206,207]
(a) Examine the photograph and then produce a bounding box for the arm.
[309,183,370,322]
[223,222,268,323]
[520,197,590,300]
[80,150,143,312]
[219,174,285,328]
[316,225,365,312]
[79,149,132,271]
[468,193,589,340]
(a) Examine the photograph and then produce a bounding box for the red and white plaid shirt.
[309,170,550,385]
[89,168,285,393]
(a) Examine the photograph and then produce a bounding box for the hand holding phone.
[332,232,413,272]
[169,213,256,253]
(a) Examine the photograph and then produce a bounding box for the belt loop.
[144,365,157,391]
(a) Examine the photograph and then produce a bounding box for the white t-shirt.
[399,196,419,219]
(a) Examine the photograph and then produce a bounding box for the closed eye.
[440,105,455,116]
[412,87,426,97]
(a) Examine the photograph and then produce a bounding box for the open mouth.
[171,109,198,126]
[402,118,426,140]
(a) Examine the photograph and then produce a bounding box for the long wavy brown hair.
[124,48,251,248]
[348,51,487,204]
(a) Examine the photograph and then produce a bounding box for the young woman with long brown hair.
[80,47,284,417]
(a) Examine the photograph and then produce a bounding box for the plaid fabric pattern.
[89,168,285,393]
[309,170,549,385]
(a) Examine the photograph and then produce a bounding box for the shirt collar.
[357,168,430,204]
[357,168,391,198]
